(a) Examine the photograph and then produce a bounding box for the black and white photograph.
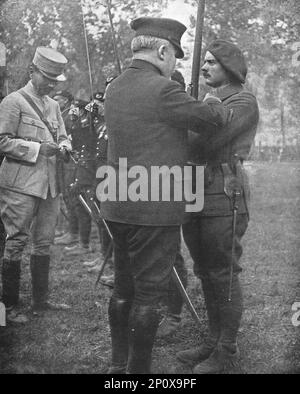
[0,0,299,376]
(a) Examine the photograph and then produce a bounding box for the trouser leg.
[108,222,180,374]
[183,214,248,373]
[31,194,60,256]
[75,201,91,247]
[31,195,70,311]
[0,189,35,307]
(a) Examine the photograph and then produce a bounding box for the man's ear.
[157,45,167,60]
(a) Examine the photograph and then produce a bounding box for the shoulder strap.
[18,90,55,139]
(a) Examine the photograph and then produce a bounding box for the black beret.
[130,17,187,59]
[206,39,247,84]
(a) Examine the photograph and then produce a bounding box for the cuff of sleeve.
[204,97,222,104]
[59,139,72,150]
[22,141,41,163]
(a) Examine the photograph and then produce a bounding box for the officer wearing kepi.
[177,40,259,373]
[101,17,231,374]
[0,47,72,323]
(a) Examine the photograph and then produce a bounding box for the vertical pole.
[80,0,94,100]
[190,0,206,99]
[106,0,122,75]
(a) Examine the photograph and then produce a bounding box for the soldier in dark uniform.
[101,17,231,374]
[177,40,259,374]
[68,91,112,263]
[61,97,101,255]
[69,81,115,281]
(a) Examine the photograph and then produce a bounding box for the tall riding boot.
[30,255,50,310]
[30,255,70,312]
[218,275,242,353]
[193,275,242,374]
[1,259,21,308]
[108,297,132,374]
[127,304,160,374]
[177,275,220,366]
[2,259,28,323]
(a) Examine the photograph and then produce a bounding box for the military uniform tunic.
[0,81,71,259]
[183,83,259,278]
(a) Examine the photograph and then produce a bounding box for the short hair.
[131,35,172,54]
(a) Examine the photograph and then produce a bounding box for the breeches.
[182,214,248,282]
[107,221,181,306]
[0,188,60,260]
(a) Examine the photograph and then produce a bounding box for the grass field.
[0,162,299,374]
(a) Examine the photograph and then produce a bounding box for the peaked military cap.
[33,47,68,82]
[130,17,187,59]
[206,39,247,84]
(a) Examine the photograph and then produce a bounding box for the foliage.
[0,0,299,140]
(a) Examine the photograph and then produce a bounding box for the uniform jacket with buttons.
[188,83,259,216]
[0,81,71,199]
[101,59,231,226]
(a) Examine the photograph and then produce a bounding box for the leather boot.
[1,259,28,324]
[193,275,242,374]
[30,255,71,312]
[193,344,240,374]
[218,276,242,352]
[107,297,132,374]
[176,275,220,366]
[2,259,21,308]
[126,304,160,374]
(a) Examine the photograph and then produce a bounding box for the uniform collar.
[129,59,163,75]
[214,83,243,101]
[23,81,48,100]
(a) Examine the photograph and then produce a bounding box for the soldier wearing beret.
[0,47,72,323]
[177,40,259,373]
[101,17,231,374]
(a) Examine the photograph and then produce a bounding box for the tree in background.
[0,0,166,97]
[0,0,299,144]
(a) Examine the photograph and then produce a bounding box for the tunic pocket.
[18,116,45,141]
